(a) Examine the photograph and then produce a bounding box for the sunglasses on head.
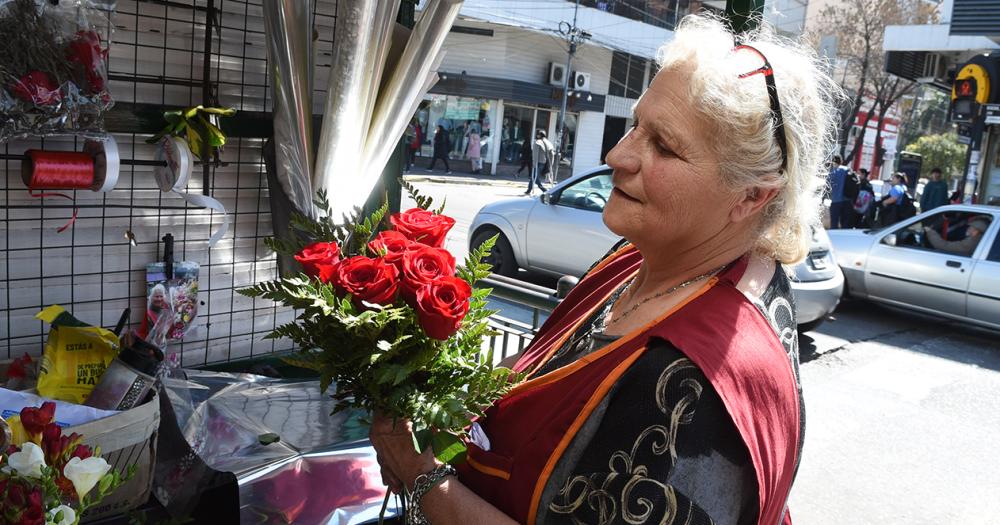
[733,44,789,172]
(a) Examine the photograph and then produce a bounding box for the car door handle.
[946,260,962,268]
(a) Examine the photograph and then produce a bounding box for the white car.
[470,165,844,329]
[828,204,1000,330]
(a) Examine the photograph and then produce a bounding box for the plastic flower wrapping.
[0,402,130,525]
[239,183,519,465]
[0,0,114,141]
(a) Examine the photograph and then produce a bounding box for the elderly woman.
[370,15,837,525]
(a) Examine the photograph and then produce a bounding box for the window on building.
[610,51,647,99]
[579,1,688,30]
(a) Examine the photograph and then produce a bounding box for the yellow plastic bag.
[36,305,120,404]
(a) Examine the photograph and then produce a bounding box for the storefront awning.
[431,72,606,112]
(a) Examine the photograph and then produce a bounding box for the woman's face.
[604,65,743,254]
[151,290,166,308]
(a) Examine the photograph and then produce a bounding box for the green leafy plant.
[147,105,236,160]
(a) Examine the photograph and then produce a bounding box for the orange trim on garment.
[510,277,719,399]
[588,243,637,275]
[524,266,640,379]
[465,455,511,480]
[525,346,647,525]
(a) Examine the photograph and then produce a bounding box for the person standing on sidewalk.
[920,167,949,212]
[466,129,482,174]
[827,155,850,228]
[427,124,452,173]
[526,130,554,194]
[514,136,533,178]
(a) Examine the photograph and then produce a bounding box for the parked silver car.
[470,165,844,329]
[828,204,1000,330]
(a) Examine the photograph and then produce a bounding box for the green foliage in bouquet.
[239,184,518,463]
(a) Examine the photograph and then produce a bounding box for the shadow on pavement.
[803,299,1000,372]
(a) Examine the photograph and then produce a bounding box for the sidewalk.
[402,163,574,188]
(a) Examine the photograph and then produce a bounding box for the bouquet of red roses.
[1,402,130,525]
[239,185,515,463]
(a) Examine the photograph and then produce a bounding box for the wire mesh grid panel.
[0,0,339,366]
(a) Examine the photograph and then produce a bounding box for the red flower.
[389,208,455,248]
[20,402,56,436]
[7,354,32,379]
[294,242,341,284]
[414,276,472,340]
[399,245,456,304]
[367,230,413,267]
[20,488,45,525]
[11,71,61,106]
[66,30,106,92]
[335,256,400,307]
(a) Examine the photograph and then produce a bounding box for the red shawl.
[456,245,800,524]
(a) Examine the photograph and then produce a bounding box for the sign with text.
[445,98,480,120]
[986,104,1000,125]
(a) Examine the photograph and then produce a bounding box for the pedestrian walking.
[853,169,876,228]
[466,129,482,174]
[514,137,532,178]
[878,172,915,226]
[920,167,949,212]
[525,130,554,194]
[427,124,451,173]
[407,121,421,171]
[827,155,851,228]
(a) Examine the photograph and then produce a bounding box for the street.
[406,178,1000,524]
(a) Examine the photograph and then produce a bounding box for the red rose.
[367,230,413,267]
[414,276,472,340]
[294,241,340,283]
[20,402,55,436]
[11,71,61,106]
[336,256,400,307]
[389,208,456,248]
[399,245,456,304]
[67,30,106,92]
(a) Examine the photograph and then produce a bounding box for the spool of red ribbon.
[21,150,97,189]
[19,138,120,233]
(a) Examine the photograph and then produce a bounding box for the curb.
[402,174,527,188]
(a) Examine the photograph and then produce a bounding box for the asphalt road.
[405,179,1000,523]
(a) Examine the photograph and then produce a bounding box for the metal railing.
[477,274,578,362]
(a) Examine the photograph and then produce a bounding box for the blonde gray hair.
[656,15,841,264]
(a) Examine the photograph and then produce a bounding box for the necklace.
[542,262,731,373]
[601,262,730,330]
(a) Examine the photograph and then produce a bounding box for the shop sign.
[446,98,480,120]
[986,104,1000,125]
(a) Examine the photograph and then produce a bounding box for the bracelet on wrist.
[406,464,457,525]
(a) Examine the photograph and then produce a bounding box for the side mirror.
[541,192,556,205]
[883,233,897,246]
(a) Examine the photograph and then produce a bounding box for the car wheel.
[472,229,517,277]
[798,318,825,333]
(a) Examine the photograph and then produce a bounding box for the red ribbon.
[23,150,96,233]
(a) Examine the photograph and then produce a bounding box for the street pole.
[554,0,582,183]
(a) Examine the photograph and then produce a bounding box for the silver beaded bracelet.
[406,464,457,525]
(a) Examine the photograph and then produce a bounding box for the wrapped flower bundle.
[240,185,517,463]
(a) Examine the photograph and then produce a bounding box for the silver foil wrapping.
[313,0,401,217]
[263,0,316,217]
[361,0,463,198]
[164,370,401,525]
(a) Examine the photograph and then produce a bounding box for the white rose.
[62,456,111,500]
[7,441,46,478]
[46,504,76,525]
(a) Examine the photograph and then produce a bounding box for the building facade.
[884,0,1000,204]
[412,0,808,177]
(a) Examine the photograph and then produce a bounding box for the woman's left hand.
[369,412,440,493]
